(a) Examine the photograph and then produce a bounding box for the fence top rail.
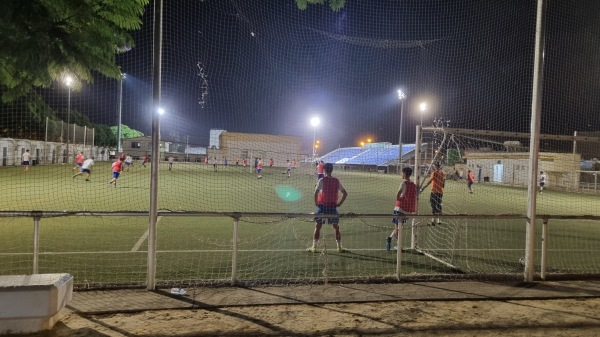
[1,211,599,222]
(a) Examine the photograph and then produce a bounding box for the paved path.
[69,280,600,314]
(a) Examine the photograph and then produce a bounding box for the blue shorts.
[317,173,324,180]
[257,168,262,173]
[112,171,120,179]
[314,205,339,225]
[22,161,29,166]
[392,210,408,225]
[77,162,83,167]
[81,168,91,174]
[125,162,131,166]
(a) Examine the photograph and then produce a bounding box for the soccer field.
[1,163,599,288]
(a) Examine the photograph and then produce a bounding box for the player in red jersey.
[108,158,124,188]
[387,167,417,251]
[73,152,84,172]
[307,163,348,253]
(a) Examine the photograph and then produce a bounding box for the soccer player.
[467,169,475,194]
[269,158,273,167]
[224,158,228,167]
[539,171,548,193]
[22,149,31,173]
[292,159,297,169]
[242,158,247,171]
[73,157,94,181]
[210,157,217,171]
[316,160,325,180]
[124,154,133,171]
[168,156,174,171]
[286,160,292,178]
[73,152,84,171]
[204,156,208,166]
[108,158,124,188]
[141,154,149,168]
[387,167,417,251]
[307,163,348,253]
[420,162,446,226]
[256,158,263,179]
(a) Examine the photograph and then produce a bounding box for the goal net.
[414,126,600,274]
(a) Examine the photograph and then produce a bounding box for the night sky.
[71,0,599,153]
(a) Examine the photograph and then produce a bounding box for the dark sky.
[75,0,599,153]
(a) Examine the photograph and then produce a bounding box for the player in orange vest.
[420,162,446,226]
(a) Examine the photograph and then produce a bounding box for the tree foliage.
[94,124,117,148]
[110,124,144,139]
[295,0,346,11]
[0,0,148,102]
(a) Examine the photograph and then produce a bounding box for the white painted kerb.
[0,273,73,334]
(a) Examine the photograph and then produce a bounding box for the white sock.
[312,240,318,247]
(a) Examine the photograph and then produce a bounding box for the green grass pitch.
[1,162,599,287]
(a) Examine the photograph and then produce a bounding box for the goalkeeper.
[387,167,417,251]
[420,162,446,226]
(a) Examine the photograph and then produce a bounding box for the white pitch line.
[130,216,161,252]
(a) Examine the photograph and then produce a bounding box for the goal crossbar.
[422,127,600,142]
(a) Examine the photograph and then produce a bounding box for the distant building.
[464,151,580,191]
[122,136,206,162]
[208,131,303,167]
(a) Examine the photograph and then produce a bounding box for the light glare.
[310,116,320,127]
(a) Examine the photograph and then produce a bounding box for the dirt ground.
[21,297,600,337]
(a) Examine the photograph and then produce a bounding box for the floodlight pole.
[117,74,125,153]
[312,127,316,161]
[67,84,71,163]
[147,0,163,291]
[397,90,406,173]
[310,117,320,162]
[525,0,547,283]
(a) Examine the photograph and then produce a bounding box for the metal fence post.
[396,222,403,281]
[33,216,41,274]
[231,216,239,285]
[541,219,548,280]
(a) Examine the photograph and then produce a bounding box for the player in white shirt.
[124,155,133,171]
[539,171,548,193]
[72,157,95,181]
[22,150,31,172]
[168,156,174,171]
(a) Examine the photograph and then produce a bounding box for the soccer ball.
[519,257,525,266]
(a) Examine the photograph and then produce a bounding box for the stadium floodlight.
[419,102,428,126]
[64,76,73,163]
[158,107,165,115]
[117,73,126,153]
[397,89,407,172]
[310,116,320,161]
